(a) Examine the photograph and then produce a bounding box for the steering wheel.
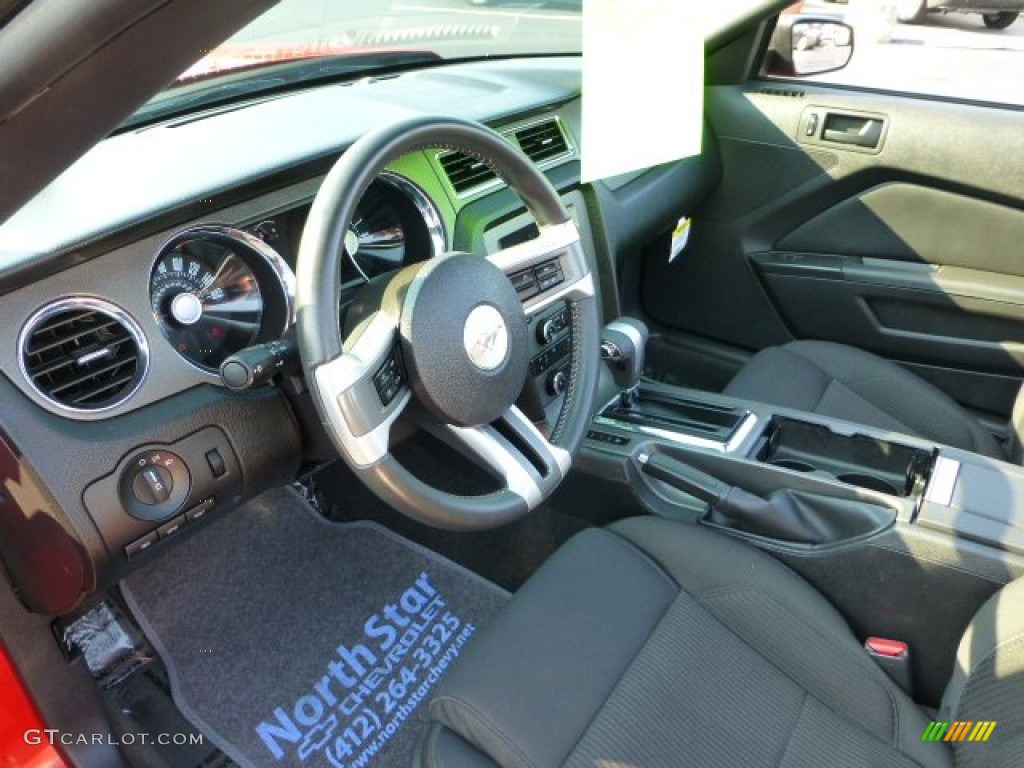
[295,116,600,530]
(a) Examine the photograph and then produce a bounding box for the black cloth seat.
[723,341,1002,459]
[417,517,1024,768]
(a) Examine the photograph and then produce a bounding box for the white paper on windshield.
[581,0,703,183]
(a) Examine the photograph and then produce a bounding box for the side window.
[765,0,1024,106]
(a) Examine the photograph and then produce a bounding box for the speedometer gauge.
[150,226,295,373]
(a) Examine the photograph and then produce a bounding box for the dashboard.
[0,56,713,616]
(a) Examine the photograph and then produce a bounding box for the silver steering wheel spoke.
[312,311,411,468]
[487,219,596,316]
[436,405,572,511]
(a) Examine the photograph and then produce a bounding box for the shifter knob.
[601,317,649,394]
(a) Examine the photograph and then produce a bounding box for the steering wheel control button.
[120,450,191,522]
[535,259,565,291]
[510,268,539,299]
[538,306,570,344]
[510,258,564,301]
[373,348,405,406]
[464,305,509,372]
[530,336,571,377]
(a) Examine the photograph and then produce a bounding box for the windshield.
[129,0,581,125]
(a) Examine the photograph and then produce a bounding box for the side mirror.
[768,18,855,77]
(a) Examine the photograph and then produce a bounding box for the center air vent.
[438,117,574,197]
[438,152,498,196]
[20,299,149,413]
[514,120,570,164]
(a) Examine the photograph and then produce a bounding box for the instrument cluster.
[148,173,445,374]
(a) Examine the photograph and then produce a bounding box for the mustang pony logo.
[463,305,508,371]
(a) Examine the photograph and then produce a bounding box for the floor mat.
[121,487,508,768]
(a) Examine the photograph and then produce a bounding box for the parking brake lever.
[639,452,733,506]
[638,452,893,544]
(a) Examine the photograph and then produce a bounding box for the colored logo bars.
[921,721,997,743]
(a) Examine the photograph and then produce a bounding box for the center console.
[590,381,1024,557]
[580,333,1024,706]
[592,387,919,541]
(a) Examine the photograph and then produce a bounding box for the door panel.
[642,81,1024,418]
[780,184,1024,275]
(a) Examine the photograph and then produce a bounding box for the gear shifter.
[601,318,649,407]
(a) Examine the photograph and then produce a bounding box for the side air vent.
[438,152,498,196]
[515,119,570,164]
[20,299,149,413]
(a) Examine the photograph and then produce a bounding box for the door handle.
[822,113,884,148]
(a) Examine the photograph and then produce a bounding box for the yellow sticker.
[670,217,691,263]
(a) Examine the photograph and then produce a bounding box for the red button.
[866,637,908,658]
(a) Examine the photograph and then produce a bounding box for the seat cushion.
[941,576,1024,768]
[421,517,951,768]
[723,341,1002,459]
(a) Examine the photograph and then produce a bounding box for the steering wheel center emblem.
[463,304,509,371]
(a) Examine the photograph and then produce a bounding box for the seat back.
[1008,383,1024,464]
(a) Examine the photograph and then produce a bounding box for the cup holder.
[769,459,816,473]
[835,472,900,495]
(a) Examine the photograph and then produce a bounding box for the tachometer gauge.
[150,226,295,373]
[344,172,446,282]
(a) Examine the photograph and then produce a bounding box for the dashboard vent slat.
[438,152,498,195]
[68,372,138,406]
[48,352,138,398]
[20,301,148,412]
[514,120,570,164]
[26,318,123,357]
[437,117,574,197]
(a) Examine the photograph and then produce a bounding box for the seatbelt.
[865,636,913,695]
